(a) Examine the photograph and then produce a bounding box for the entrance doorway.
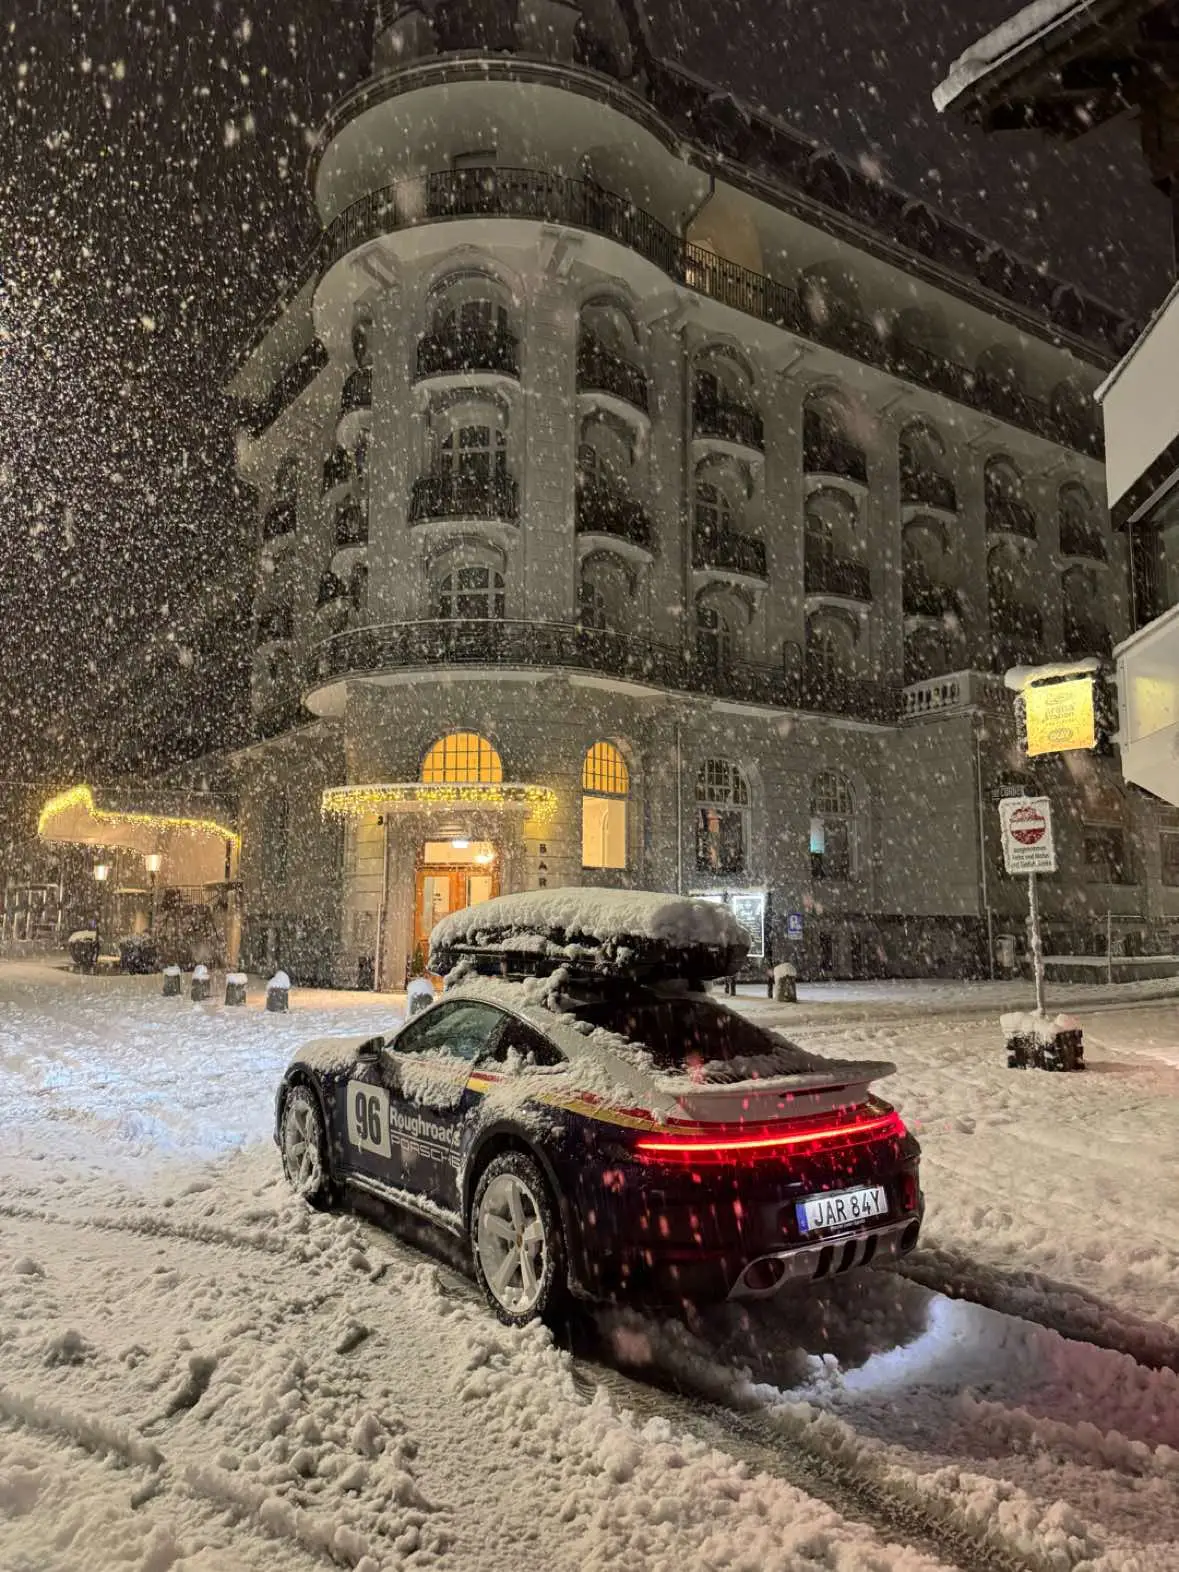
[414,840,498,969]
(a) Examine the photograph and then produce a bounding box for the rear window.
[569,993,812,1079]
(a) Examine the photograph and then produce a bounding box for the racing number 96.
[354,1089,382,1147]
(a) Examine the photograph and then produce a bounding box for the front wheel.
[280,1085,332,1208]
[471,1152,566,1327]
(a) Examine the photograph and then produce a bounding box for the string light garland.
[321,782,558,824]
[38,785,241,849]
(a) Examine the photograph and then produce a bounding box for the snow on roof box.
[429,888,750,982]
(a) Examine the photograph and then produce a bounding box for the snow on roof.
[933,0,1086,114]
[429,888,749,979]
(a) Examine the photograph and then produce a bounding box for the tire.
[279,1084,333,1209]
[470,1151,566,1327]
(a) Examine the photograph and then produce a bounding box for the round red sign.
[1009,804,1046,846]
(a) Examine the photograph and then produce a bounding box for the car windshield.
[567,991,814,1080]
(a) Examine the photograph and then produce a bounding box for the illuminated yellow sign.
[1025,678,1096,757]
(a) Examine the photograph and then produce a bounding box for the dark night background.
[0,0,1170,785]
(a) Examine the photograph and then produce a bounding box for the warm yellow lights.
[38,785,241,849]
[321,782,558,824]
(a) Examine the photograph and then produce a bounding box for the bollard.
[406,976,436,1018]
[162,964,182,997]
[772,963,798,1004]
[266,971,290,1013]
[1002,1011,1084,1072]
[224,971,247,1007]
[190,964,211,1003]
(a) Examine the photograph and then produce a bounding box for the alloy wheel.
[476,1171,549,1316]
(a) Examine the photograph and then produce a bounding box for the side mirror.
[355,1034,385,1065]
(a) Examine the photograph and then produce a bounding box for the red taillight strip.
[634,1110,905,1156]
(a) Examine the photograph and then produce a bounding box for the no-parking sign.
[998,796,1056,875]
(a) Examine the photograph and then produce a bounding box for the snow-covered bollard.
[406,976,435,1018]
[1002,1011,1084,1073]
[162,964,182,997]
[266,971,290,1013]
[771,962,798,1004]
[190,964,211,1003]
[224,972,247,1007]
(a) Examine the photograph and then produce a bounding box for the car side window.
[490,1017,567,1070]
[391,1001,507,1064]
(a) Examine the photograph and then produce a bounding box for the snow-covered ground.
[2,958,1178,1570]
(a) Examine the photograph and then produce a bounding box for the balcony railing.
[415,325,520,381]
[804,555,872,601]
[576,482,654,552]
[803,413,867,484]
[1063,614,1113,658]
[900,467,957,514]
[693,390,764,451]
[341,366,372,415]
[1058,517,1107,561]
[577,335,649,413]
[301,168,1101,458]
[903,577,958,619]
[409,471,519,524]
[986,493,1038,539]
[262,500,296,542]
[306,619,899,725]
[323,447,353,491]
[335,498,368,548]
[693,526,767,580]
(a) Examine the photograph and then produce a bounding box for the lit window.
[421,733,503,785]
[811,771,855,880]
[582,743,629,870]
[695,759,749,875]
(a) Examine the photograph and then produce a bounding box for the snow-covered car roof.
[428,888,749,982]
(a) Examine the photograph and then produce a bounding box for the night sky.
[0,1,1169,783]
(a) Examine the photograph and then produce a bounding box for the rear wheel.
[280,1085,332,1209]
[471,1152,565,1327]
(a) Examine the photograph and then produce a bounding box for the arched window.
[578,554,631,633]
[421,733,503,784]
[352,314,373,369]
[810,771,856,881]
[696,599,740,673]
[432,273,511,344]
[806,611,856,681]
[275,455,298,506]
[803,389,865,483]
[695,759,750,875]
[899,419,955,513]
[433,564,505,621]
[581,742,629,870]
[439,424,507,485]
[695,478,736,538]
[354,431,369,484]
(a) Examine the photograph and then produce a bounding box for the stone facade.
[225,1,1179,985]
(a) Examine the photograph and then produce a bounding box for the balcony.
[415,326,519,382]
[803,412,867,485]
[805,555,872,602]
[262,500,296,543]
[341,367,372,415]
[576,482,654,553]
[1063,614,1113,659]
[693,390,764,452]
[903,577,959,619]
[409,471,519,524]
[305,619,900,726]
[902,670,1003,722]
[986,493,1038,539]
[1058,517,1107,561]
[323,447,353,492]
[577,336,649,414]
[693,526,767,580]
[335,497,368,549]
[901,467,957,514]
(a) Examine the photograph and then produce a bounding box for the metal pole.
[1028,871,1046,1016]
[1107,909,1114,986]
[974,729,994,979]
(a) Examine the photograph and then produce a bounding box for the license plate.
[796,1185,887,1234]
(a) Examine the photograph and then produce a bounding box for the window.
[434,564,505,621]
[1084,825,1130,885]
[392,1001,506,1063]
[1162,833,1179,888]
[582,742,629,870]
[352,316,373,369]
[695,479,735,537]
[421,732,503,784]
[267,792,290,885]
[578,555,630,633]
[567,993,809,1076]
[696,602,737,672]
[811,771,855,880]
[695,759,750,875]
[439,425,507,485]
[491,1017,567,1069]
[806,614,855,680]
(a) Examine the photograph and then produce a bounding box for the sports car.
[275,890,923,1325]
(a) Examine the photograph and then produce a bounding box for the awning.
[38,786,240,884]
[321,782,557,824]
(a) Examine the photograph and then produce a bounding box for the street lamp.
[93,863,109,962]
[144,852,162,932]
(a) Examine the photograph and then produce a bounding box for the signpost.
[1024,675,1096,758]
[998,796,1056,1015]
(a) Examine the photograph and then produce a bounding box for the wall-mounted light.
[144,853,163,876]
[93,863,110,883]
[451,839,471,851]
[474,851,495,866]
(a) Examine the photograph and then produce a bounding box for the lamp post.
[144,852,162,932]
[93,862,109,962]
